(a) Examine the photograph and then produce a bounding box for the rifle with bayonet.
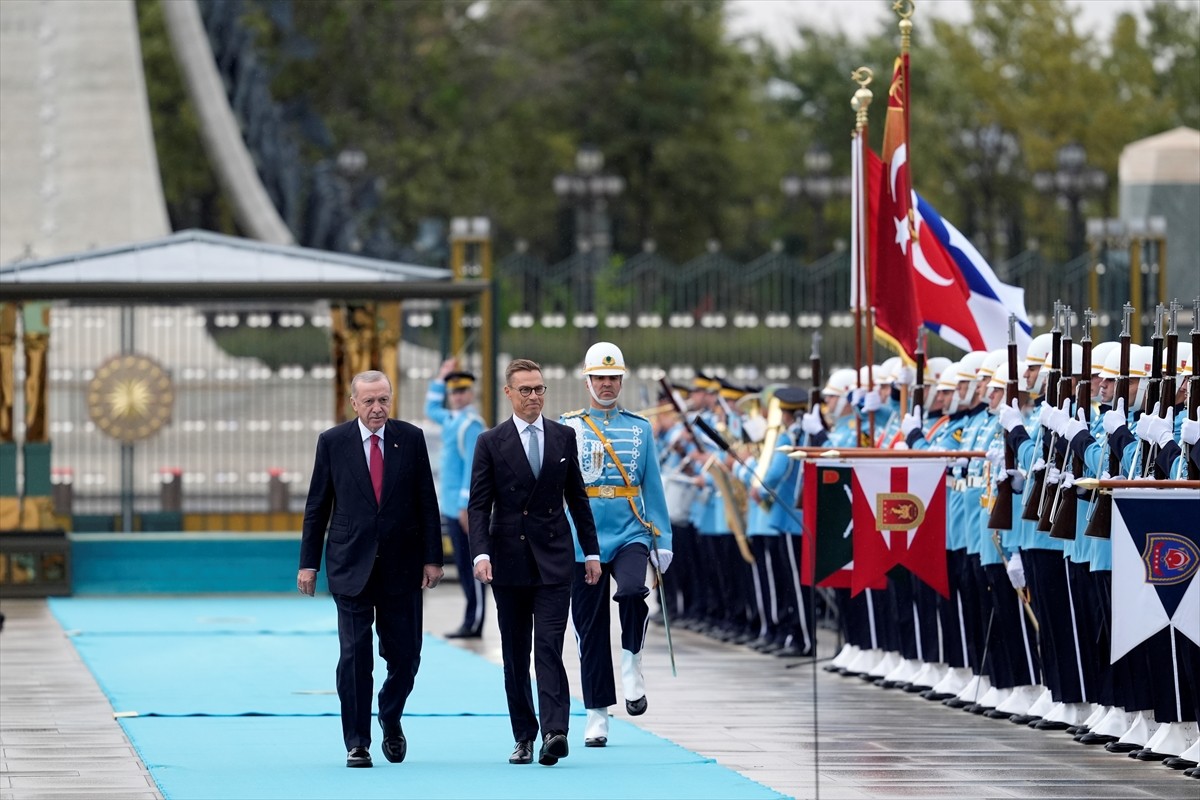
[913,328,926,416]
[1149,301,1180,478]
[1084,302,1133,539]
[987,314,1020,530]
[1051,308,1093,539]
[1189,298,1199,480]
[1134,304,1165,478]
[808,332,827,444]
[1024,300,1062,522]
[1039,304,1072,533]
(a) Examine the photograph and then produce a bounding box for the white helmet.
[823,367,859,416]
[935,361,960,391]
[1090,342,1119,375]
[988,362,1029,392]
[878,356,902,384]
[925,357,952,386]
[956,351,989,383]
[583,341,626,376]
[978,349,1008,384]
[1025,333,1054,368]
[1176,342,1193,377]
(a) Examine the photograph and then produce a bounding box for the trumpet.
[635,403,679,417]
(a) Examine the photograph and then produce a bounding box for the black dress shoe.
[626,695,648,716]
[1105,741,1142,753]
[984,708,1013,719]
[509,740,534,765]
[445,627,482,639]
[380,721,406,763]
[538,732,568,766]
[1009,713,1041,725]
[346,746,372,768]
[775,645,814,658]
[1035,718,1070,730]
[1076,732,1117,745]
[1164,755,1198,770]
[1131,748,1169,761]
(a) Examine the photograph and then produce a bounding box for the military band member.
[425,359,486,638]
[561,342,672,748]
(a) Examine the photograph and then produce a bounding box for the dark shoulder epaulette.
[561,408,587,419]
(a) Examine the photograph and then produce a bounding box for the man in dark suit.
[298,370,444,769]
[468,358,601,767]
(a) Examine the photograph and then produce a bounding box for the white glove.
[650,548,673,574]
[900,406,922,436]
[1102,398,1127,436]
[1002,468,1025,493]
[1182,416,1200,446]
[1030,457,1046,474]
[1006,552,1026,590]
[1058,409,1087,441]
[986,442,1005,471]
[850,387,866,406]
[862,389,883,413]
[953,457,970,471]
[1136,405,1175,447]
[895,366,916,386]
[1061,471,1076,490]
[1041,405,1065,433]
[801,408,824,435]
[1045,465,1061,485]
[742,415,767,444]
[998,398,1024,433]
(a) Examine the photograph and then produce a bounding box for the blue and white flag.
[1111,488,1200,662]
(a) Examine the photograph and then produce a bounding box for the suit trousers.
[493,582,572,741]
[332,558,423,750]
[571,543,651,709]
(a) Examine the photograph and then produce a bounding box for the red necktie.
[369,434,383,504]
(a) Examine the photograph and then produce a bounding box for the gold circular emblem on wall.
[87,354,174,443]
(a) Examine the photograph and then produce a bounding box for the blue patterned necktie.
[526,425,541,478]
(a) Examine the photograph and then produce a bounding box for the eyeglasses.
[512,385,547,397]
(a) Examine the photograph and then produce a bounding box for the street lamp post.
[780,144,852,258]
[1032,142,1107,262]
[553,146,624,336]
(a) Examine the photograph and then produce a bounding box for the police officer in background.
[561,342,673,748]
[425,359,486,638]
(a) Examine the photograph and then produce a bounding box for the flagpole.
[851,68,873,445]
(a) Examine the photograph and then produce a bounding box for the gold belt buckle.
[598,485,616,499]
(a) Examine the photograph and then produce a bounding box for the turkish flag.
[871,54,984,356]
[850,460,949,597]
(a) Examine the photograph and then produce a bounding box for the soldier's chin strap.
[587,375,621,407]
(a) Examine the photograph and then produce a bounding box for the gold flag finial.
[894,0,914,51]
[851,67,874,132]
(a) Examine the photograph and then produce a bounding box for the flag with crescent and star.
[1110,488,1200,662]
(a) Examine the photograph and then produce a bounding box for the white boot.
[908,661,947,690]
[843,647,885,676]
[1080,703,1110,731]
[621,649,647,716]
[1174,737,1200,765]
[1091,707,1135,738]
[1025,686,1055,718]
[929,666,972,698]
[954,673,992,705]
[584,708,610,747]
[976,685,1009,710]
[1117,709,1160,746]
[828,643,859,671]
[881,657,922,687]
[995,684,1042,715]
[867,650,902,679]
[1142,721,1199,757]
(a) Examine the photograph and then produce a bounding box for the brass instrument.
[702,454,754,564]
[751,389,785,511]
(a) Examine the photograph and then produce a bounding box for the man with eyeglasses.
[467,358,601,766]
[560,341,672,747]
[425,359,486,639]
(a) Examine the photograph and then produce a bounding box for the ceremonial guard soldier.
[560,342,672,747]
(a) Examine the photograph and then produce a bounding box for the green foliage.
[136,0,1200,280]
[207,325,331,371]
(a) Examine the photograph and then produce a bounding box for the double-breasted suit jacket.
[467,416,600,584]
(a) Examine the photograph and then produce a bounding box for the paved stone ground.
[2,591,1196,800]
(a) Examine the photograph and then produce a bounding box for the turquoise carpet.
[50,598,788,800]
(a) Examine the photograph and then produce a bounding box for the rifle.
[1051,308,1093,539]
[987,314,1019,530]
[1038,304,1071,533]
[1134,304,1165,478]
[808,332,828,443]
[1189,298,1199,480]
[1148,301,1180,477]
[1084,302,1133,539]
[912,328,927,416]
[1023,300,1062,522]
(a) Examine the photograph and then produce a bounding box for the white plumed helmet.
[582,341,626,376]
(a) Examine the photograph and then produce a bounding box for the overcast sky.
[726,0,1170,49]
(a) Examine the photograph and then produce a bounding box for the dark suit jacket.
[299,418,442,597]
[468,416,599,586]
